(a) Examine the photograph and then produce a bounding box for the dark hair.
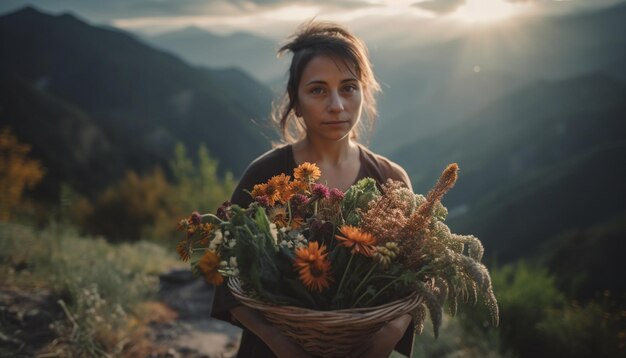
[274,20,381,143]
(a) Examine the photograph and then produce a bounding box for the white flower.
[269,223,278,246]
[213,230,223,244]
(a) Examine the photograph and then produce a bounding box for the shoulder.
[230,145,293,206]
[359,144,413,191]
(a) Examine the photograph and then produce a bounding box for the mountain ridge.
[0,6,274,201]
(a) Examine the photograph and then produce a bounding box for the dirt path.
[153,270,242,358]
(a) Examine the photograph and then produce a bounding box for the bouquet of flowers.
[176,162,498,355]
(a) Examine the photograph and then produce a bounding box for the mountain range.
[145,27,288,85]
[140,3,626,157]
[394,72,626,263]
[0,6,275,201]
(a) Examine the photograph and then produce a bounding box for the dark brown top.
[211,144,414,358]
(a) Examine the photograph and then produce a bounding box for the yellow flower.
[335,225,377,257]
[198,251,224,286]
[294,242,333,292]
[293,162,321,183]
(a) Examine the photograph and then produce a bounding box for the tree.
[0,127,45,221]
[170,143,235,214]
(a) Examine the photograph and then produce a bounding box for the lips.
[322,120,349,125]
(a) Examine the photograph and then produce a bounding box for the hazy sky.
[1,0,624,38]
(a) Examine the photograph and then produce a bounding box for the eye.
[342,84,359,93]
[310,87,325,95]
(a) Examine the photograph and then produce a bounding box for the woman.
[212,21,415,358]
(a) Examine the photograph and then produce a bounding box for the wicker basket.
[228,278,425,357]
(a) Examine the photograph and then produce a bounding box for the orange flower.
[335,225,377,257]
[198,251,224,286]
[293,162,321,183]
[176,240,191,262]
[263,181,282,206]
[268,174,293,203]
[294,242,333,292]
[290,179,309,195]
[250,183,267,198]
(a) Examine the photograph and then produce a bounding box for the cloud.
[412,0,466,15]
[234,0,377,9]
[0,0,378,24]
[0,0,217,20]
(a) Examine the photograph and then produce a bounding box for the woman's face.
[296,55,363,143]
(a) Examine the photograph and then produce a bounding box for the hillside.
[146,27,286,84]
[371,1,626,154]
[393,72,626,263]
[0,6,275,200]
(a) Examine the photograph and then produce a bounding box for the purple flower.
[255,195,270,207]
[311,183,330,200]
[329,188,344,203]
[291,193,309,207]
[190,211,202,225]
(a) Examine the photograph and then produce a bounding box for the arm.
[230,305,312,358]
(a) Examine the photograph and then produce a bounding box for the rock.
[154,269,241,357]
[158,269,214,320]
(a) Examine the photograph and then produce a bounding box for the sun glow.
[450,0,529,23]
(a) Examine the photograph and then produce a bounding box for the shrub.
[0,127,45,221]
[0,221,182,356]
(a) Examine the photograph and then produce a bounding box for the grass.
[0,221,184,356]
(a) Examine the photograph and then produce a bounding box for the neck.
[293,136,358,166]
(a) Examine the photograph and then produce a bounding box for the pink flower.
[311,183,330,200]
[329,188,344,203]
[255,195,270,207]
[190,211,202,225]
[291,193,309,207]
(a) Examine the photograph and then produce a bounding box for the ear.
[294,105,302,117]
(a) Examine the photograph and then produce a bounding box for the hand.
[349,314,412,358]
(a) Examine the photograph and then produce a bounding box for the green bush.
[456,261,624,357]
[80,143,234,244]
[537,298,623,357]
[0,221,182,356]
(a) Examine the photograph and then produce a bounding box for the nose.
[327,91,344,113]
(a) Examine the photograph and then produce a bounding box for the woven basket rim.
[227,277,422,314]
